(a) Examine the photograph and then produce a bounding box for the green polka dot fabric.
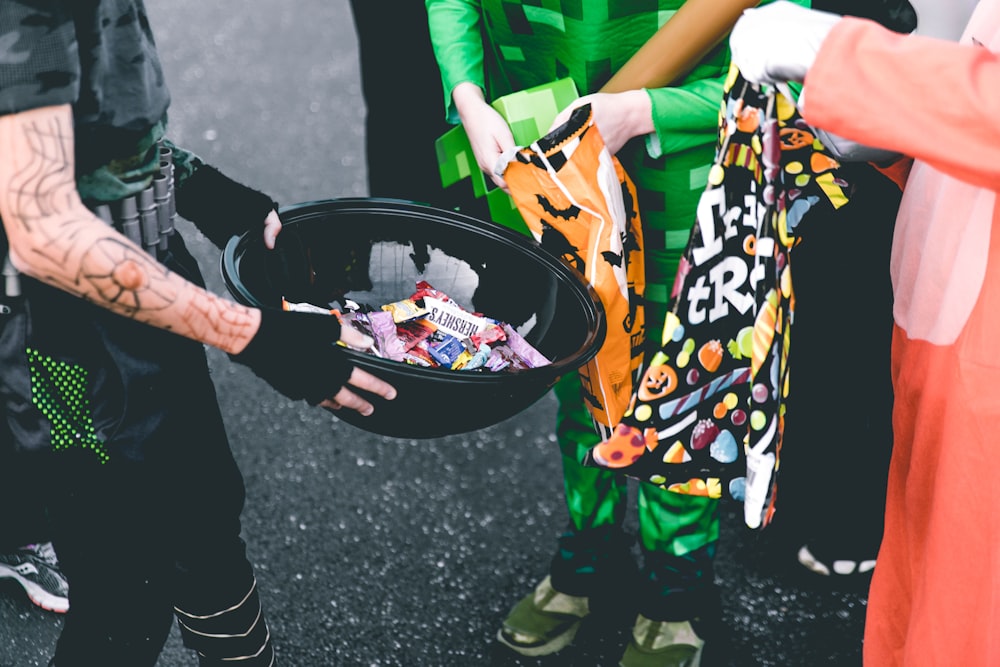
[26,347,109,464]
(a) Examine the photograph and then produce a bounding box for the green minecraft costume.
[426,0,741,657]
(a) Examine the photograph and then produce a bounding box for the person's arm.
[640,0,811,157]
[802,16,1000,189]
[426,0,515,190]
[425,0,487,124]
[163,140,284,251]
[601,0,761,93]
[0,104,395,414]
[550,0,760,159]
[451,81,516,191]
[0,105,254,352]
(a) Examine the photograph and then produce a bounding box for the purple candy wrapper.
[501,324,551,368]
[486,345,533,372]
[366,310,406,361]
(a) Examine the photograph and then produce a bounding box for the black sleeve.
[811,0,917,34]
[173,164,279,249]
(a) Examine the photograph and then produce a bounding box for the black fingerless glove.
[231,308,353,405]
[174,164,279,249]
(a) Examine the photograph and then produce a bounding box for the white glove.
[729,2,843,86]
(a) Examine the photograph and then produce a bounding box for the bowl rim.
[221,196,607,383]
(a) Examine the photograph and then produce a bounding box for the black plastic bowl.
[221,198,606,438]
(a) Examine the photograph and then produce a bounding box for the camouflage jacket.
[0,0,174,198]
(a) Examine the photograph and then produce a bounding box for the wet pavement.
[0,2,869,665]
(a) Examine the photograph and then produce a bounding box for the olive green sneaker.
[619,615,705,667]
[496,575,590,656]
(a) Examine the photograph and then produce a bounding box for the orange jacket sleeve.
[801,16,1000,192]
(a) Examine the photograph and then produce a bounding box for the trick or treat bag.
[502,104,645,431]
[579,66,870,530]
[580,72,789,529]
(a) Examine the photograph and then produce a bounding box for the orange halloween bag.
[502,104,645,430]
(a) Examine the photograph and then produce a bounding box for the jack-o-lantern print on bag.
[582,67,858,530]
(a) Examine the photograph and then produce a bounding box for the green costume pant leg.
[549,371,632,597]
[633,142,722,619]
[548,141,720,613]
[554,372,628,534]
[633,142,721,618]
[554,373,719,557]
[630,298,720,564]
[553,372,719,611]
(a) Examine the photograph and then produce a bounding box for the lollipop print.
[752,288,779,377]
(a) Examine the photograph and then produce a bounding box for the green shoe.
[496,575,590,656]
[619,615,705,667]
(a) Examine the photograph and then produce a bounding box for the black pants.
[778,162,899,556]
[49,367,253,665]
[348,0,483,216]
[0,426,51,550]
[0,235,267,665]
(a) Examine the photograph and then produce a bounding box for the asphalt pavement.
[0,2,869,665]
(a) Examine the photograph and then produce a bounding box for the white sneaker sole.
[798,545,876,578]
[0,569,69,614]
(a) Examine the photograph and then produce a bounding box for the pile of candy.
[283,280,550,372]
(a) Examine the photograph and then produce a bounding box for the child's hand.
[453,82,516,192]
[262,209,282,250]
[548,91,653,156]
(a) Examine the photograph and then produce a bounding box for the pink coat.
[800,8,1000,664]
[801,4,1000,344]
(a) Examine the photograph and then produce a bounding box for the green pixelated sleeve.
[645,75,727,158]
[426,0,487,124]
[642,25,731,159]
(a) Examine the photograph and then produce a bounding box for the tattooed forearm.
[0,105,262,355]
[77,237,177,315]
[8,114,77,231]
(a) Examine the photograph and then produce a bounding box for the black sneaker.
[0,542,69,613]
